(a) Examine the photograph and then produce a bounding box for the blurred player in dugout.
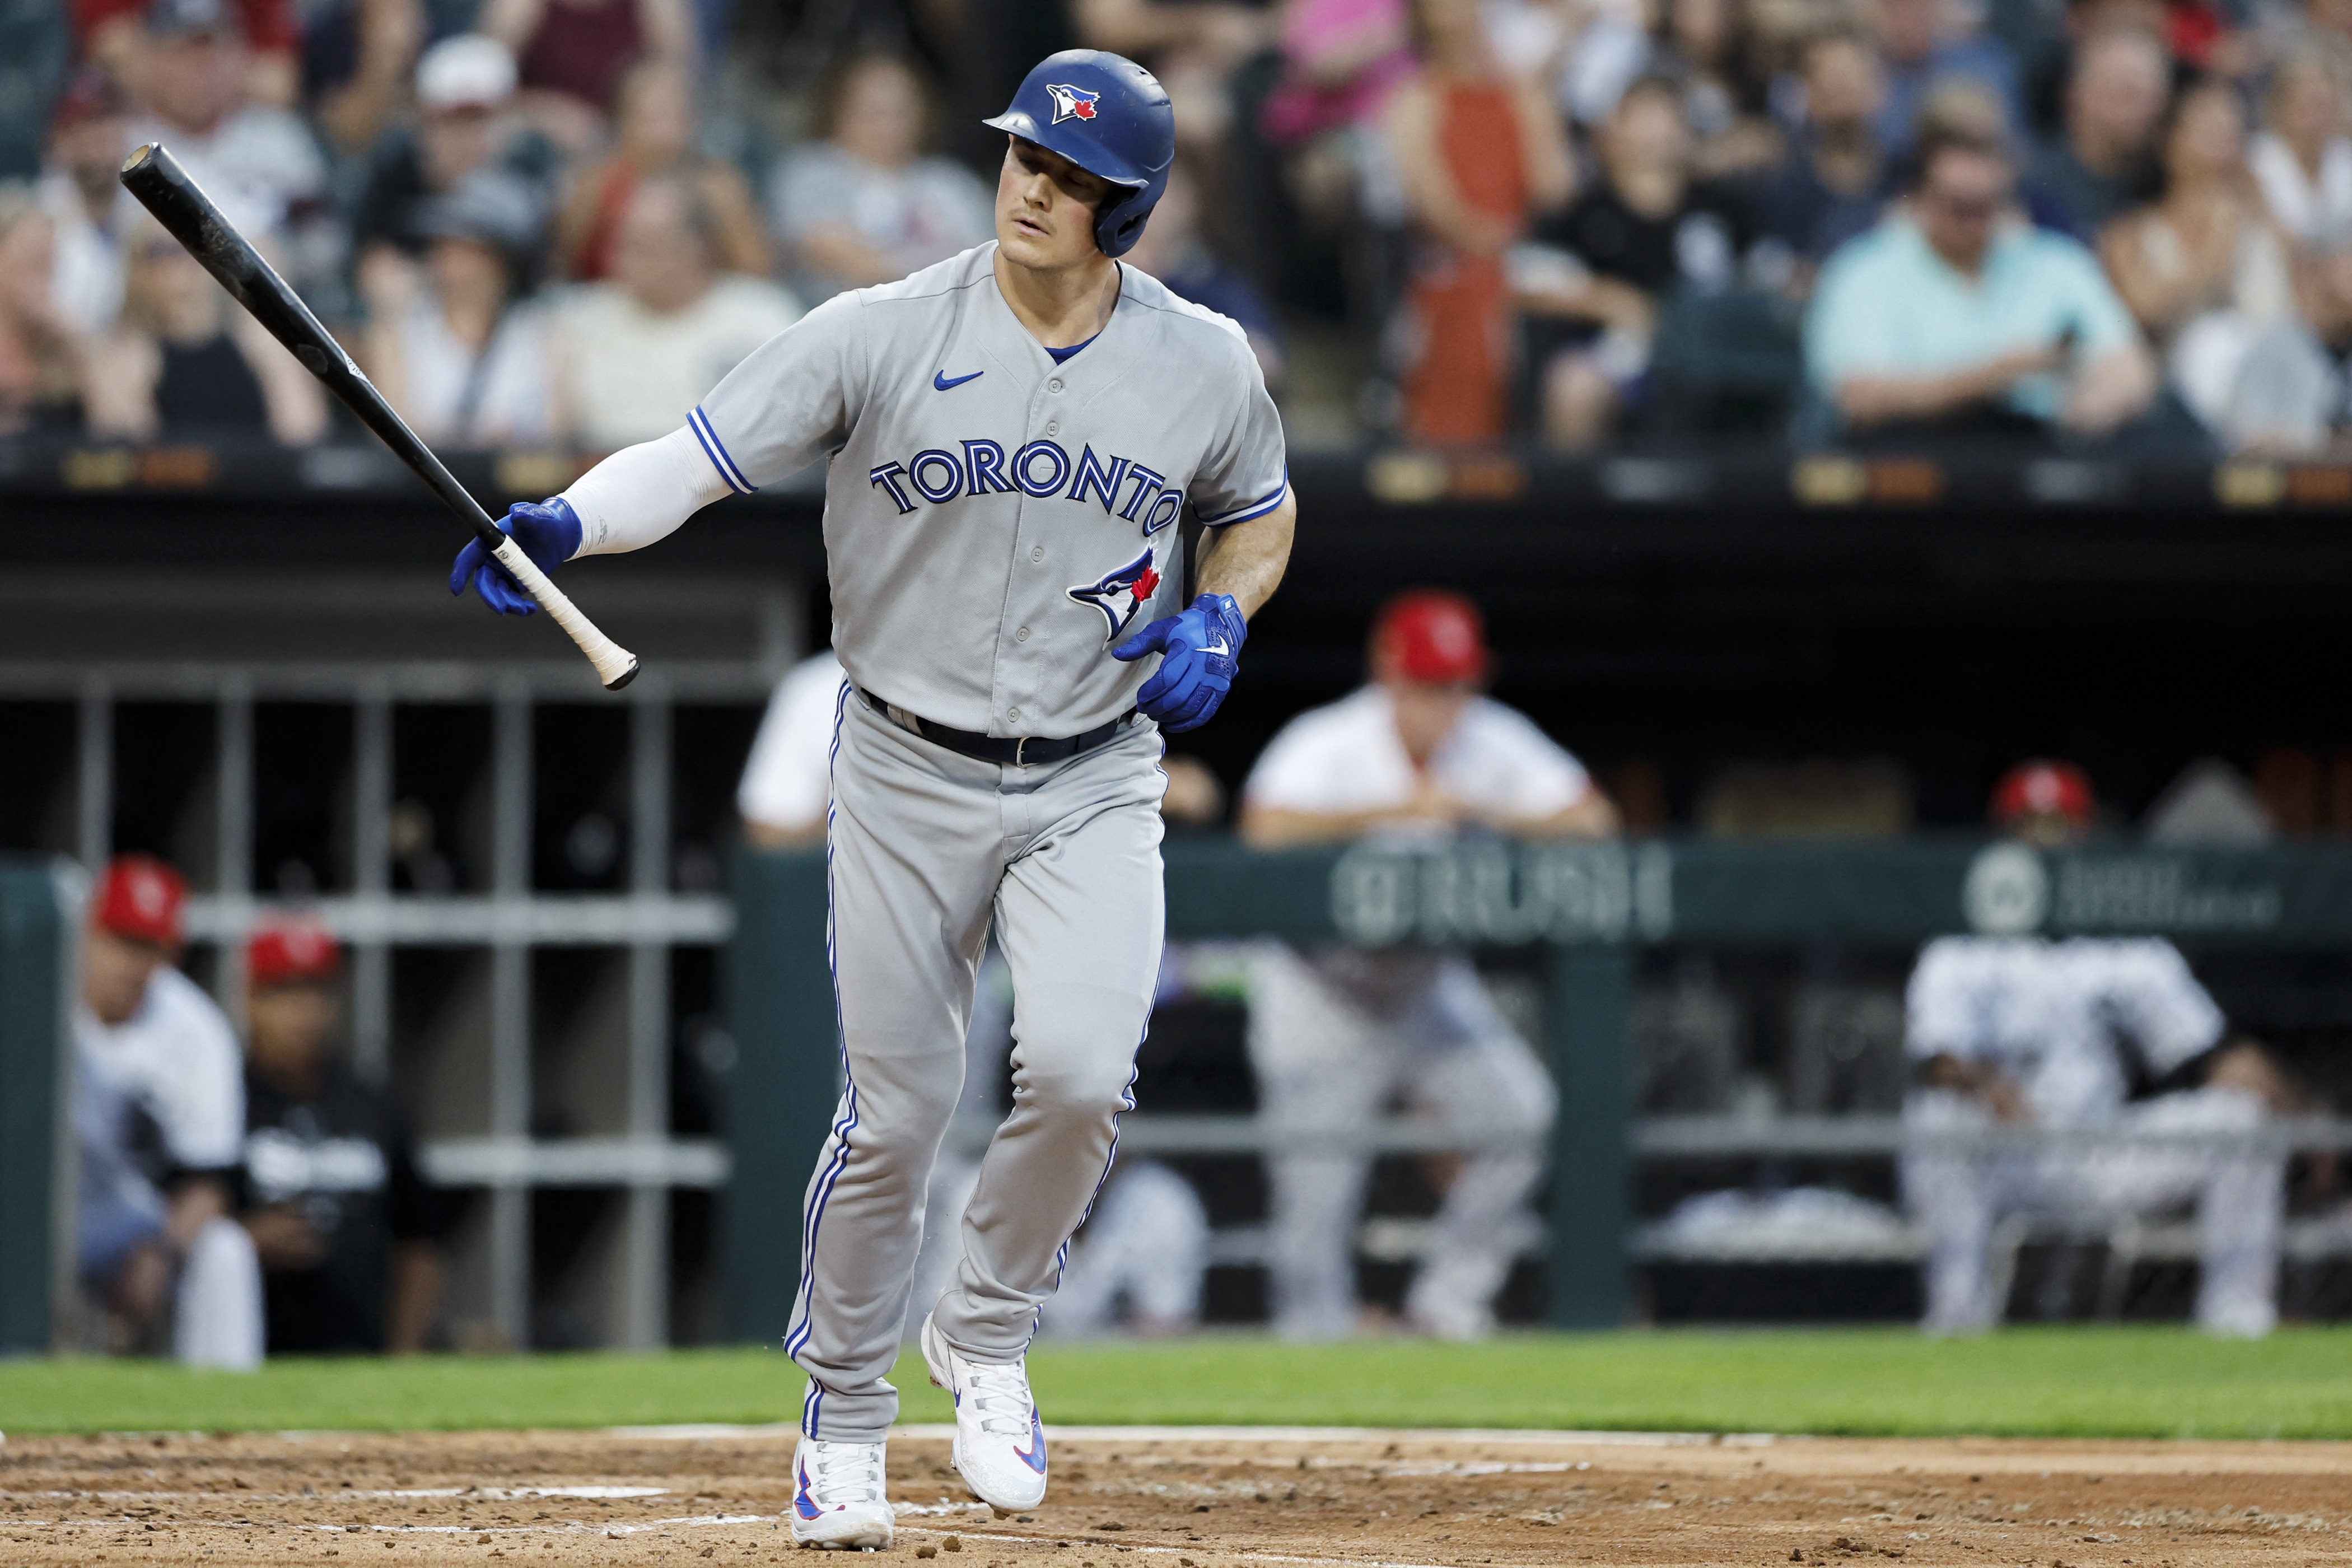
[738,653,1219,1336]
[1903,761,2302,1337]
[239,916,448,1354]
[1240,590,1620,1340]
[74,855,262,1366]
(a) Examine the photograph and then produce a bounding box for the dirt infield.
[6,1425,2350,1567]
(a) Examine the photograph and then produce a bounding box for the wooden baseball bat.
[117,141,640,691]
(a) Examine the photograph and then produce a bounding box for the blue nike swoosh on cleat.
[934,369,984,390]
[1014,1409,1047,1473]
[794,1463,822,1519]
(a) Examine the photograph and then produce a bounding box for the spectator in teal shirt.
[1805,125,2158,438]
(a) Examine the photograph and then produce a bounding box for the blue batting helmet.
[984,50,1174,259]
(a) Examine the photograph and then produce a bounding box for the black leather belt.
[858,687,1134,766]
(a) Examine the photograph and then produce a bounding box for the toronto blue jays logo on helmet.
[1068,547,1161,643]
[1046,82,1102,123]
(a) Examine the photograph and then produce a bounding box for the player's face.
[2002,806,2085,850]
[83,927,171,1027]
[996,137,1115,271]
[247,983,340,1079]
[1389,680,1477,764]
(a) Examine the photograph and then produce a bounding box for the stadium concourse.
[6,1425,2352,1566]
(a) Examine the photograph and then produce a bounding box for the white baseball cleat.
[787,1436,895,1551]
[920,1312,1049,1511]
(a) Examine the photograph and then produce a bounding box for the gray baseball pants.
[1903,1084,2284,1336]
[788,688,1166,1443]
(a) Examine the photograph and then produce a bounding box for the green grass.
[2,1328,2348,1440]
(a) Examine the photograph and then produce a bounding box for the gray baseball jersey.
[687,241,1289,736]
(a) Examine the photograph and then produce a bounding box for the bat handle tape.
[491,538,640,690]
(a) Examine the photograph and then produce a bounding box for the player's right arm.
[452,295,867,612]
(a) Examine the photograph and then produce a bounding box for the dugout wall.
[728,837,2352,1336]
[0,859,74,1355]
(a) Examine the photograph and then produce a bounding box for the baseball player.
[1239,591,1617,1340]
[1903,760,2297,1337]
[451,49,1292,1548]
[739,650,1216,1346]
[240,916,449,1354]
[74,855,264,1368]
[739,661,1005,1343]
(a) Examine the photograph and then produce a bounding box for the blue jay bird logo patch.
[1047,83,1101,123]
[1068,548,1161,643]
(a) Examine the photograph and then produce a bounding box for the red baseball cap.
[1990,759,2094,832]
[1374,590,1488,685]
[246,916,342,990]
[93,854,187,948]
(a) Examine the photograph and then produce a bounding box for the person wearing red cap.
[238,916,447,1354]
[74,854,263,1368]
[1236,589,1618,1339]
[1986,757,2097,849]
[1900,761,2299,1336]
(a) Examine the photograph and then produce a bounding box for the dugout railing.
[0,622,791,1353]
[727,837,2352,1336]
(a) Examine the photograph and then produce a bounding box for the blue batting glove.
[448,497,582,616]
[1113,592,1247,733]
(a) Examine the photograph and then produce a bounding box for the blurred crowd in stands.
[10,0,2352,456]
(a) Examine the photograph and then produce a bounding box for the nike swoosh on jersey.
[933,368,984,391]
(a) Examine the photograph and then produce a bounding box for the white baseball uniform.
[74,964,264,1367]
[1902,936,2281,1336]
[1240,685,1586,1339]
[557,241,1286,1439]
[738,651,849,836]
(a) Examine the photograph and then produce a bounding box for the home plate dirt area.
[6,1426,2351,1568]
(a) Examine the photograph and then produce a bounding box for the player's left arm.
[1113,327,1293,732]
[1193,489,1294,619]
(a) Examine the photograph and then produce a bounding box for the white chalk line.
[890,1523,1485,1568]
[614,1422,1776,1449]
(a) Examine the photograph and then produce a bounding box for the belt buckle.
[1015,735,1030,767]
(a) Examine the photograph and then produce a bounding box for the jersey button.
[1029,545,1044,563]
[1016,627,1030,642]
[1007,707,1021,724]
[1048,378,1063,393]
[1046,421,1060,435]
